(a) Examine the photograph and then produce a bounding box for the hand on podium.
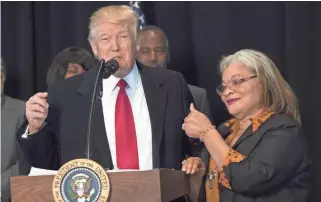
[181,157,206,177]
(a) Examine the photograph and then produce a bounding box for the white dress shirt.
[23,63,153,170]
[101,63,153,170]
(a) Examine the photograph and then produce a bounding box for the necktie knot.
[117,79,128,90]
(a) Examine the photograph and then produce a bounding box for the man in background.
[136,25,213,122]
[1,58,30,202]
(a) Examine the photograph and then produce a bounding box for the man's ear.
[89,39,98,58]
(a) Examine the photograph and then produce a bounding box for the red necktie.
[115,79,139,169]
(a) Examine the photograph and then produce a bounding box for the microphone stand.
[85,59,119,159]
[85,60,106,159]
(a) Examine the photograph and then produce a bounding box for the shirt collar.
[224,111,275,133]
[103,62,139,96]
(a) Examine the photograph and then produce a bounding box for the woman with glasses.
[182,49,310,202]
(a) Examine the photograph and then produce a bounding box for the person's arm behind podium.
[18,91,61,170]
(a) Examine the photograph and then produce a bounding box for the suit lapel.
[232,112,276,149]
[219,119,256,150]
[77,68,113,169]
[139,66,167,168]
[232,126,255,149]
[91,98,113,169]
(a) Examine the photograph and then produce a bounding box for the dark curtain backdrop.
[2,2,321,201]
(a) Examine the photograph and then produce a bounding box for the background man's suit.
[1,96,30,202]
[18,64,202,171]
[188,84,213,123]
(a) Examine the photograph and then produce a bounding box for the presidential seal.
[53,159,110,202]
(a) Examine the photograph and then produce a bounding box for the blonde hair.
[88,5,138,41]
[219,49,301,124]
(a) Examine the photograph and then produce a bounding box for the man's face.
[90,22,136,78]
[1,72,5,95]
[136,30,168,68]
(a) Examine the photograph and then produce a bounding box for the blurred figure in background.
[136,25,213,122]
[1,58,30,202]
[136,26,168,69]
[46,47,97,87]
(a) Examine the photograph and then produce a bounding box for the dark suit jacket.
[18,64,201,173]
[187,84,213,123]
[198,114,310,202]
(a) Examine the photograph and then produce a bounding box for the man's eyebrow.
[98,33,109,38]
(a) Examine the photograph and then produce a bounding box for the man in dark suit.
[1,58,30,202]
[136,25,213,122]
[18,5,201,174]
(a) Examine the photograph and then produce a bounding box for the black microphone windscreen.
[109,59,119,73]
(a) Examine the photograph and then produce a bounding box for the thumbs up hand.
[182,103,213,139]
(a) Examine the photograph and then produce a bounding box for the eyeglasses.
[216,75,257,96]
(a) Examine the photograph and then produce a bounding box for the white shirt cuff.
[21,126,30,139]
[21,123,45,138]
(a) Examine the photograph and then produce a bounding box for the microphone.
[85,58,119,160]
[102,59,119,79]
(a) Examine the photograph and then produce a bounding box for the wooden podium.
[11,169,203,202]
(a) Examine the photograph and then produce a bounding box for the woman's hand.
[183,103,212,138]
[182,157,206,176]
